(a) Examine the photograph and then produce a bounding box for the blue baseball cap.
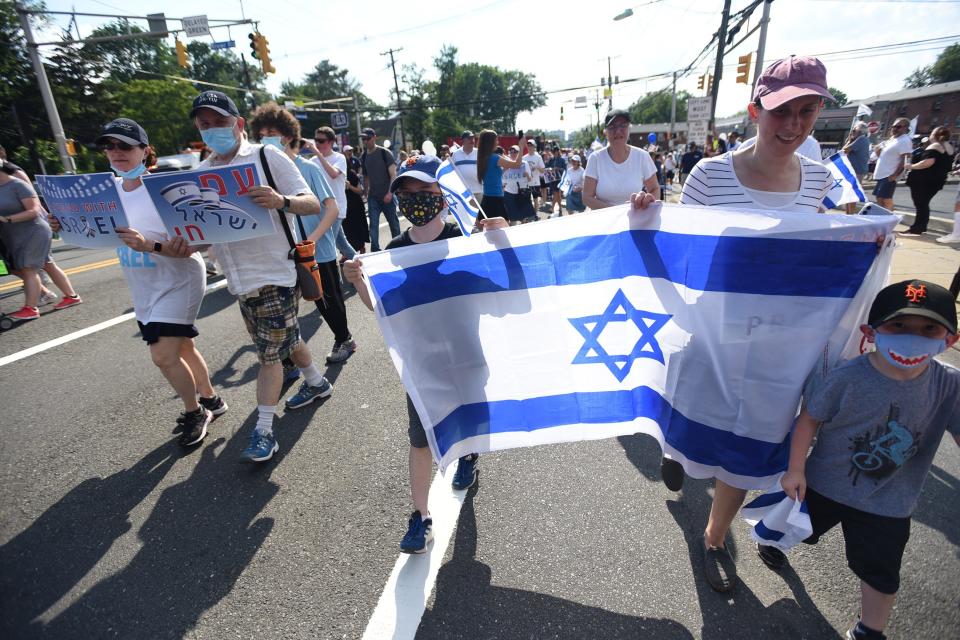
[190,91,240,118]
[390,154,442,192]
[96,118,149,146]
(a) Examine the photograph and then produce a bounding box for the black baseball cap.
[604,109,631,128]
[461,130,475,140]
[868,279,957,334]
[361,127,377,139]
[190,91,240,118]
[96,118,148,146]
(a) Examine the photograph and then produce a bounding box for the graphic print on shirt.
[848,404,919,485]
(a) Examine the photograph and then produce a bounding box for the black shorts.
[803,488,910,594]
[530,185,542,198]
[137,321,199,345]
[406,395,429,448]
[480,195,508,220]
[546,181,561,197]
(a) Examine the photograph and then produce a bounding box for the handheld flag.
[908,115,919,137]
[822,152,867,209]
[741,484,813,551]
[855,104,872,118]
[436,157,484,236]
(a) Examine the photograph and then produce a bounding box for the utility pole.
[594,89,602,139]
[381,47,405,150]
[240,53,256,111]
[353,93,362,142]
[669,71,677,140]
[751,0,772,99]
[16,1,76,173]
[607,56,614,110]
[709,0,732,132]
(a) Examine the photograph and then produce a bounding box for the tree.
[627,90,689,125]
[111,80,199,154]
[826,86,848,108]
[904,43,960,87]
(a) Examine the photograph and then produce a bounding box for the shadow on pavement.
[417,487,694,640]
[912,463,960,559]
[617,432,667,483]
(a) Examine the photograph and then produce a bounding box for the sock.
[255,405,275,435]
[851,621,885,640]
[300,362,325,387]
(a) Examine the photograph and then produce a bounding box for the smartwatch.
[282,196,291,211]
[153,241,162,253]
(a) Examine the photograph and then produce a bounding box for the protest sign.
[142,163,278,244]
[36,173,128,249]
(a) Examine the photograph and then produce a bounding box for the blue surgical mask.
[262,136,284,151]
[200,127,239,154]
[111,162,147,180]
[874,332,946,369]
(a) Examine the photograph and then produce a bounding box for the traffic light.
[560,105,564,121]
[175,38,188,68]
[248,32,275,74]
[65,139,77,156]
[697,74,705,90]
[736,53,752,85]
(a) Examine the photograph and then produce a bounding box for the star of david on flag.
[569,289,672,382]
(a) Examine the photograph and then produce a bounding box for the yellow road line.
[0,257,119,292]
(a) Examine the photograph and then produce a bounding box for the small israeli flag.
[741,484,813,551]
[822,152,866,209]
[436,157,483,236]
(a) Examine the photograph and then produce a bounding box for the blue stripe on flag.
[744,491,788,510]
[371,230,878,316]
[432,385,790,478]
[833,155,866,203]
[754,521,786,542]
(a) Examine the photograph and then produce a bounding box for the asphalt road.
[889,180,958,230]
[1,226,958,639]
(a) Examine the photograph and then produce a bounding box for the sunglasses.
[100,141,136,151]
[315,137,335,143]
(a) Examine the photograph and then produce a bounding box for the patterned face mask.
[396,190,445,226]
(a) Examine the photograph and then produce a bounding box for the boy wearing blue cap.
[343,155,507,553]
[770,280,959,640]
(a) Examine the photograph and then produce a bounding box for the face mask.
[397,191,445,226]
[111,162,147,179]
[262,136,284,151]
[200,127,239,154]
[873,332,946,369]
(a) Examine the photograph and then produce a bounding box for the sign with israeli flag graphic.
[141,163,278,244]
[822,152,867,209]
[36,173,129,248]
[436,157,483,236]
[359,203,897,487]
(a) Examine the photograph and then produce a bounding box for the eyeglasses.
[100,141,136,151]
[605,123,629,131]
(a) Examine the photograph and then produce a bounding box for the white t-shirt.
[523,151,545,184]
[583,145,657,206]
[201,141,311,296]
[313,151,347,219]
[873,134,913,181]
[679,152,832,213]
[451,147,482,196]
[739,135,822,161]
[563,166,585,193]
[115,179,206,325]
[502,163,532,194]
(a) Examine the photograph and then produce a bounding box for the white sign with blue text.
[36,173,129,249]
[142,163,278,245]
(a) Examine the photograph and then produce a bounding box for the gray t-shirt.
[805,355,960,518]
[361,145,395,200]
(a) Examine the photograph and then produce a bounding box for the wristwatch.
[282,196,291,211]
[153,241,162,253]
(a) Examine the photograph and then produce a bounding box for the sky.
[38,0,960,139]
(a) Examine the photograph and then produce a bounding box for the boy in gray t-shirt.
[766,279,960,640]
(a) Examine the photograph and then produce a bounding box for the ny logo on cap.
[905,283,926,303]
[198,92,219,103]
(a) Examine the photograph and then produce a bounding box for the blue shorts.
[872,177,898,199]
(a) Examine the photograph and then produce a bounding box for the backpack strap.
[258,146,297,256]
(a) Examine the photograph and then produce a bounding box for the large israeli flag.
[360,203,897,489]
[822,152,867,209]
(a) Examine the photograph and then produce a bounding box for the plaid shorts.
[237,285,301,364]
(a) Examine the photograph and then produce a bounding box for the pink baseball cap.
[752,55,834,110]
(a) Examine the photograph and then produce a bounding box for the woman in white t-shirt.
[502,144,535,225]
[75,119,225,447]
[632,56,843,596]
[583,109,660,209]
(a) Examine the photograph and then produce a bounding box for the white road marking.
[0,280,229,368]
[361,461,468,640]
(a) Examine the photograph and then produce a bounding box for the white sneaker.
[936,234,960,244]
[38,291,58,306]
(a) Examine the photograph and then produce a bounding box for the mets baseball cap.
[753,55,835,110]
[361,127,377,139]
[190,91,240,118]
[868,279,957,334]
[96,118,149,146]
[390,154,442,192]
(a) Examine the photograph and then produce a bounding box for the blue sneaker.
[284,378,333,409]
[400,511,434,554]
[240,429,279,463]
[451,454,478,490]
[283,362,301,382]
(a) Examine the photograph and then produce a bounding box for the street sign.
[211,40,235,50]
[688,120,708,146]
[146,13,167,38]
[687,96,711,122]
[331,111,349,129]
[295,113,308,121]
[182,15,210,38]
[867,120,880,135]
[574,96,587,109]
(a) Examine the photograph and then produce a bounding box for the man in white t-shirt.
[190,91,329,464]
[311,126,357,260]
[872,118,913,211]
[523,139,546,211]
[451,130,483,202]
